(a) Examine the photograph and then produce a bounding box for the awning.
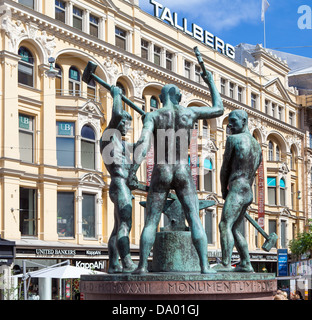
[14,264,105,279]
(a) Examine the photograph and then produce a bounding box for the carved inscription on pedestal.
[81,280,277,296]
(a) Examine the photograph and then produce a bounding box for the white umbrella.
[15,265,105,279]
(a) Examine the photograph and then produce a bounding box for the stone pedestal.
[81,231,277,300]
[80,272,277,300]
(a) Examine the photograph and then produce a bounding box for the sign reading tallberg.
[149,0,235,60]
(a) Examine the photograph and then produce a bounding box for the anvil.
[137,184,215,231]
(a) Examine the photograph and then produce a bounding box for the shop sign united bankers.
[149,0,235,60]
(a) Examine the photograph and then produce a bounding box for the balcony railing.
[56,89,100,103]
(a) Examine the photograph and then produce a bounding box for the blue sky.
[139,0,312,59]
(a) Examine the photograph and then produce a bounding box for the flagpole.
[263,12,266,48]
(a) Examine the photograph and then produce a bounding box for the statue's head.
[228,110,248,134]
[159,84,182,106]
[117,111,132,137]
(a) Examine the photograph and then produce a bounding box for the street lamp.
[45,57,59,78]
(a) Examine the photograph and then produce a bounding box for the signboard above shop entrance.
[148,0,235,59]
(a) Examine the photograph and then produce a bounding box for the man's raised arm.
[191,71,224,120]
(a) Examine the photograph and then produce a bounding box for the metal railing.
[56,89,100,103]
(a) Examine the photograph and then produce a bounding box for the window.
[55,64,62,95]
[268,141,274,161]
[19,114,34,163]
[73,7,83,30]
[269,220,277,247]
[272,103,276,117]
[309,133,312,149]
[55,0,66,23]
[89,15,99,37]
[19,0,34,9]
[20,188,37,236]
[87,78,96,100]
[237,86,243,102]
[251,93,257,108]
[276,145,280,162]
[278,106,283,120]
[265,100,269,114]
[57,192,74,238]
[81,125,96,170]
[18,47,34,87]
[166,52,173,71]
[82,193,96,238]
[205,210,213,245]
[267,177,277,205]
[150,96,159,111]
[281,220,287,249]
[69,66,81,96]
[195,66,201,83]
[229,82,235,99]
[154,45,161,66]
[204,158,213,192]
[115,27,127,50]
[141,39,149,60]
[280,178,286,206]
[184,60,191,79]
[220,78,226,95]
[56,122,75,167]
[289,111,294,126]
[291,183,295,210]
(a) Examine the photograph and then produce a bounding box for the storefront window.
[57,192,75,238]
[82,193,95,238]
[20,188,37,236]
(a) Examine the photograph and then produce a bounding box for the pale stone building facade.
[0,0,309,297]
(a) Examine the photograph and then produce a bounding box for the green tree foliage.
[289,220,312,259]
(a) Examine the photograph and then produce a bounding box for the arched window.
[280,178,286,206]
[18,47,34,87]
[55,64,62,95]
[268,141,274,161]
[69,66,81,96]
[204,158,213,192]
[81,125,96,170]
[276,145,280,161]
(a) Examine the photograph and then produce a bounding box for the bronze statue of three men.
[92,47,262,275]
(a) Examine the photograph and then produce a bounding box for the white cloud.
[140,0,261,32]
